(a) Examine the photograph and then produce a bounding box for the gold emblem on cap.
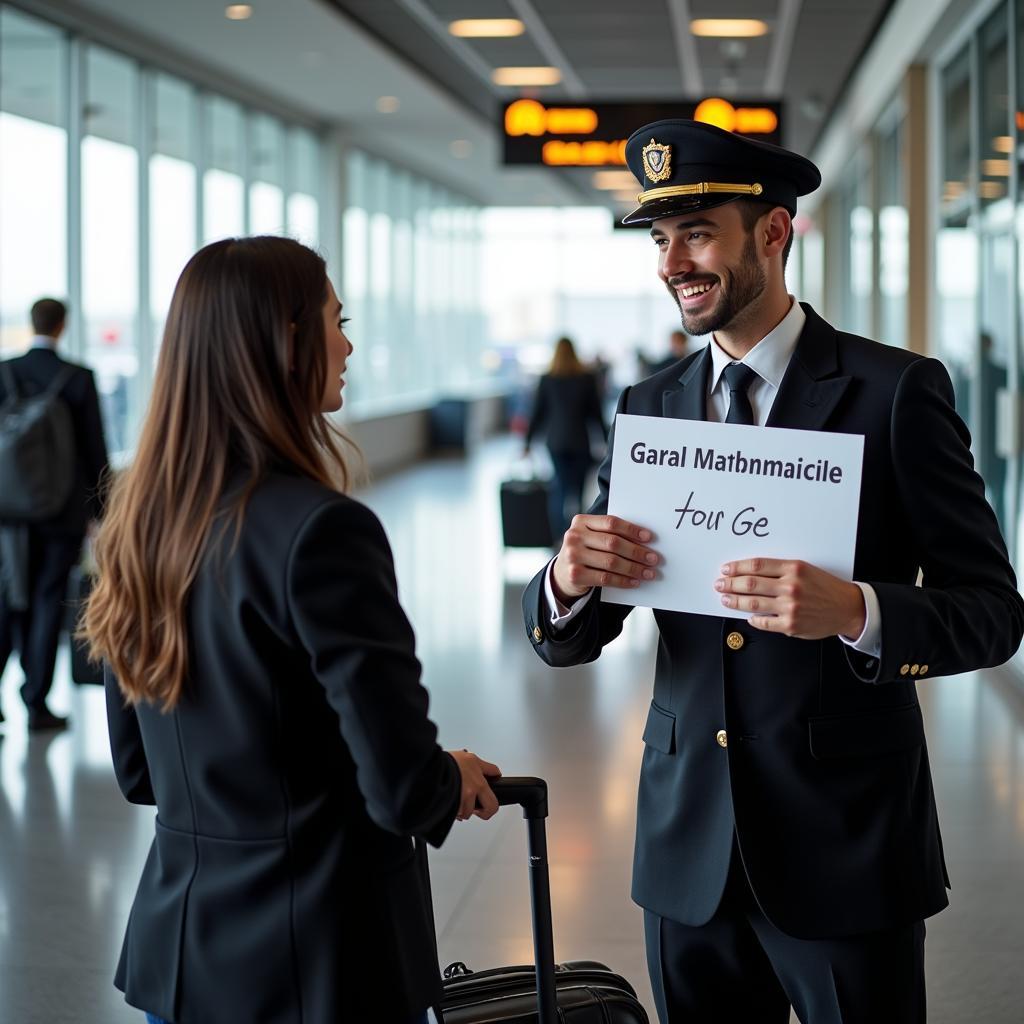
[642,139,672,183]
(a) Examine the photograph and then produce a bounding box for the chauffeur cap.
[621,118,821,226]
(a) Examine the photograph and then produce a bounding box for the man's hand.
[551,514,659,604]
[715,558,866,640]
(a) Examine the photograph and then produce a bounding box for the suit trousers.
[644,844,926,1024]
[0,528,82,711]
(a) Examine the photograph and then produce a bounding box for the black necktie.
[723,362,758,425]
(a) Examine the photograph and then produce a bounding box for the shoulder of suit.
[249,472,376,532]
[830,327,928,378]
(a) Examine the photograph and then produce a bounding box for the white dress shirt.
[29,334,58,351]
[545,297,882,656]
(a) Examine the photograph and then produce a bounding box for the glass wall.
[876,113,908,347]
[0,4,326,455]
[150,73,197,346]
[937,44,976,425]
[203,96,246,243]
[0,8,67,355]
[81,45,140,454]
[342,149,486,413]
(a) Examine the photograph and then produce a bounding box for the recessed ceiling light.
[225,4,253,20]
[593,171,638,190]
[492,67,562,86]
[450,19,525,38]
[690,19,768,38]
[376,96,400,113]
[450,140,473,158]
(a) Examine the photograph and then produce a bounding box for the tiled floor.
[1,436,1023,1022]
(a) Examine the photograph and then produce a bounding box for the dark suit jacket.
[0,346,108,533]
[525,371,607,455]
[106,472,460,1023]
[524,304,1024,939]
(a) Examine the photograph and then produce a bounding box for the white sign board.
[604,414,865,618]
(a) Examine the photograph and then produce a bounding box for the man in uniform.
[522,119,1024,1022]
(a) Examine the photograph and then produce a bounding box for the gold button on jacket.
[726,631,745,651]
[919,664,929,676]
[532,625,543,643]
[910,664,920,676]
[900,664,910,675]
[716,729,728,748]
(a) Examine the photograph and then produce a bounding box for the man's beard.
[669,233,766,337]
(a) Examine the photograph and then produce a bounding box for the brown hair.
[82,236,353,711]
[548,336,585,376]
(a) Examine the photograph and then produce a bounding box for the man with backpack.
[0,298,108,731]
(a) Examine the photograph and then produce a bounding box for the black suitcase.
[500,479,553,548]
[426,777,649,1023]
[69,569,102,686]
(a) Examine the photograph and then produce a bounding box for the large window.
[287,127,320,245]
[82,45,139,455]
[203,96,245,243]
[0,8,67,356]
[937,45,976,426]
[249,113,284,235]
[342,149,486,413]
[876,113,907,347]
[150,73,197,350]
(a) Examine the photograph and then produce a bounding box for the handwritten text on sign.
[604,414,865,618]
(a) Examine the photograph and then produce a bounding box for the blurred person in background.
[524,335,607,539]
[0,297,108,732]
[646,328,693,376]
[82,236,501,1024]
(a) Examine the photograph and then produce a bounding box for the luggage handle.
[490,775,548,819]
[488,776,558,1024]
[427,775,559,1024]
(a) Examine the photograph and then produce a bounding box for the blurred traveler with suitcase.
[524,336,607,539]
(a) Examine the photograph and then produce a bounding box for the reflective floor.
[1,436,1023,1022]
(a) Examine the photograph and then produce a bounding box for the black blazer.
[0,346,108,533]
[525,372,607,455]
[106,473,460,1023]
[524,304,1024,939]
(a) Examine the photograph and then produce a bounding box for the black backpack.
[0,360,76,521]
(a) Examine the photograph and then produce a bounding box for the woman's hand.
[448,750,502,821]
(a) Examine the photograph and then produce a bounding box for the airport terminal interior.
[2,0,1024,1021]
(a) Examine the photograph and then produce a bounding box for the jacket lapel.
[662,346,710,421]
[766,303,852,432]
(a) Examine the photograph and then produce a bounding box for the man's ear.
[763,208,791,258]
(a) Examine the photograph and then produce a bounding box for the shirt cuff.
[839,582,882,657]
[543,558,595,630]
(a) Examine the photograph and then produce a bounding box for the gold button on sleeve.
[716,729,728,748]
[919,665,929,676]
[532,625,543,643]
[900,664,910,676]
[910,664,920,676]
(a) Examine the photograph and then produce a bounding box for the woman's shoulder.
[230,473,382,561]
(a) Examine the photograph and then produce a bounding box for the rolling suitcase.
[499,478,553,548]
[426,777,649,1023]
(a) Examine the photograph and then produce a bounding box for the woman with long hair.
[525,336,608,538]
[83,236,500,1024]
